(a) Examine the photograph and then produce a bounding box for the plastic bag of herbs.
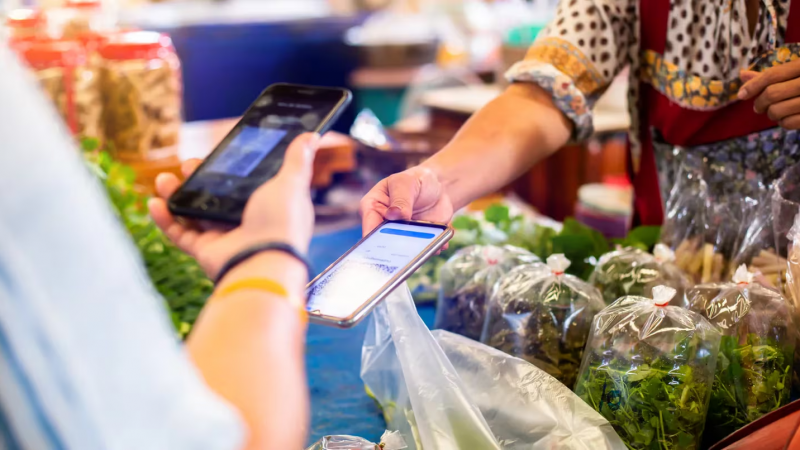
[306,431,407,450]
[481,254,604,388]
[362,284,627,450]
[574,285,721,450]
[434,244,541,340]
[590,244,691,306]
[660,154,769,285]
[685,265,794,447]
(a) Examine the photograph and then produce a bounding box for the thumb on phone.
[276,133,321,185]
[385,171,420,220]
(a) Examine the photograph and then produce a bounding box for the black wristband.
[215,242,313,284]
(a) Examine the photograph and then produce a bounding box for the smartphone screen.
[306,222,447,321]
[169,84,350,222]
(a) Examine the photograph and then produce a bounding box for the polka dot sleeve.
[506,0,637,141]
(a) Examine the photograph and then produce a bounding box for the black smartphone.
[306,220,453,328]
[168,83,352,223]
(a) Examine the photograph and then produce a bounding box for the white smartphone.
[306,220,453,328]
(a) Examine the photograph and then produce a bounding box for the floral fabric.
[507,0,791,145]
[506,59,594,141]
[642,43,800,111]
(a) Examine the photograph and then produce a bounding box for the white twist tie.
[732,264,754,285]
[380,431,408,450]
[653,243,676,263]
[652,285,677,307]
[546,254,571,276]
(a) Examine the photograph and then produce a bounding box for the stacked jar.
[99,31,182,161]
[5,9,47,45]
[53,0,109,39]
[20,39,103,139]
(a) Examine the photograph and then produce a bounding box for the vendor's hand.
[360,166,454,236]
[148,133,320,280]
[738,60,800,129]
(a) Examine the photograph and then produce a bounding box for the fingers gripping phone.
[168,83,352,224]
[306,221,453,328]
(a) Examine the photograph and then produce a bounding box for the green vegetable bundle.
[481,254,603,387]
[434,244,539,340]
[574,286,720,450]
[590,245,690,305]
[686,265,794,447]
[409,202,661,303]
[83,141,212,337]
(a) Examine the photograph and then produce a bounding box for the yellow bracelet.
[214,278,308,325]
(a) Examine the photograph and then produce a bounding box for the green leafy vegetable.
[435,245,539,340]
[408,202,661,304]
[703,334,792,446]
[575,337,716,450]
[614,226,662,251]
[82,139,212,337]
[591,248,687,305]
[483,266,603,387]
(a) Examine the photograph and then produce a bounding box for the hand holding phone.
[306,220,453,328]
[168,83,352,224]
[148,133,320,282]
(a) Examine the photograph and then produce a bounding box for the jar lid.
[21,39,87,69]
[74,30,111,50]
[98,31,173,61]
[6,9,45,28]
[65,0,101,9]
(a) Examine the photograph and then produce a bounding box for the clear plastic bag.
[574,286,721,450]
[305,431,406,450]
[435,244,540,340]
[730,192,787,291]
[362,284,627,450]
[590,245,690,306]
[481,254,603,387]
[686,266,794,447]
[661,154,768,284]
[772,164,800,397]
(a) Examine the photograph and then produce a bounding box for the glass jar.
[56,0,107,40]
[5,8,47,43]
[20,39,103,140]
[99,31,182,161]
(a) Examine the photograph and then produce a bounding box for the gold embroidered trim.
[525,37,606,95]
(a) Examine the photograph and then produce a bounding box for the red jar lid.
[21,39,87,69]
[65,0,101,9]
[6,9,45,28]
[98,31,173,61]
[73,30,111,51]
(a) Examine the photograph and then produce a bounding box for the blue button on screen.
[379,228,436,239]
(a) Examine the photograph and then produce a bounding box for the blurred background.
[1,0,632,233]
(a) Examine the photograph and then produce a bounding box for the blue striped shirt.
[0,45,244,450]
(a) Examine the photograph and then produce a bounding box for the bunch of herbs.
[686,278,795,447]
[703,333,792,446]
[482,269,602,387]
[409,203,660,303]
[574,299,720,450]
[82,138,213,337]
[435,245,538,340]
[591,248,687,305]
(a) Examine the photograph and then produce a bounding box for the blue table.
[305,225,436,444]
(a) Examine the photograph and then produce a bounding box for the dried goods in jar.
[99,31,182,161]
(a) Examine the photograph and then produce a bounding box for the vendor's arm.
[149,134,319,450]
[361,0,635,233]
